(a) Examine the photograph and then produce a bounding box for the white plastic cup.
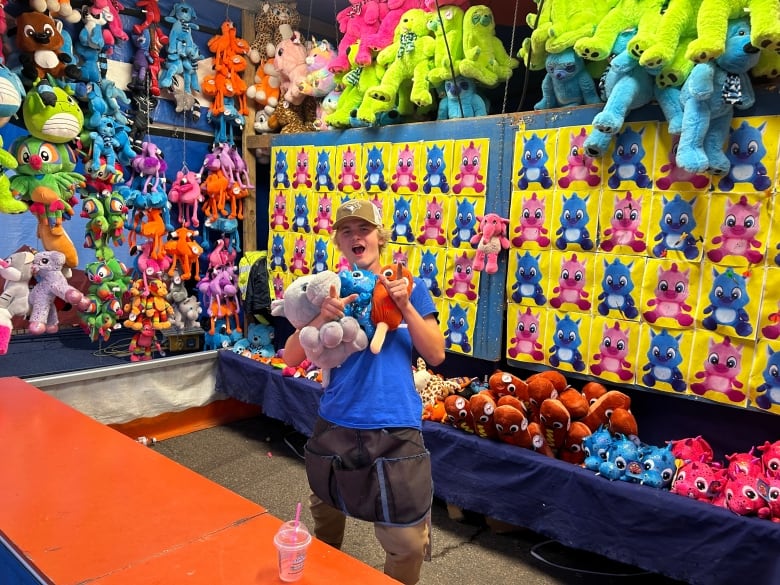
[273,520,312,582]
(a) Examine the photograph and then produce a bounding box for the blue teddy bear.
[676,18,761,175]
[534,48,601,110]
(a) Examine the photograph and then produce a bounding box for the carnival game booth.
[237,75,780,583]
[2,0,780,584]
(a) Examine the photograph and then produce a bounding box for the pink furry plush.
[273,33,309,105]
[365,0,425,52]
[328,0,388,73]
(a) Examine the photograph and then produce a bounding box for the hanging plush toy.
[470,213,510,274]
[9,136,84,266]
[426,3,466,87]
[367,9,436,112]
[437,76,488,120]
[0,64,26,126]
[128,319,165,361]
[22,79,83,143]
[0,136,24,214]
[535,48,600,110]
[247,1,301,65]
[458,5,518,88]
[328,0,387,73]
[159,2,203,94]
[13,11,81,97]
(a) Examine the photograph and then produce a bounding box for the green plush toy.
[574,0,665,62]
[0,136,25,215]
[22,80,84,144]
[655,35,697,88]
[367,8,436,109]
[545,0,616,55]
[686,0,780,63]
[427,4,466,87]
[632,0,702,71]
[518,0,552,71]
[753,47,780,79]
[459,5,518,88]
[325,41,386,128]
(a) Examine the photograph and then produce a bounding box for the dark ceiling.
[294,0,535,39]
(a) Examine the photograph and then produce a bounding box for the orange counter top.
[0,377,396,585]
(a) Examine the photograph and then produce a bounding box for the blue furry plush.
[584,42,684,157]
[534,48,601,110]
[232,322,276,358]
[437,76,488,120]
[676,18,761,175]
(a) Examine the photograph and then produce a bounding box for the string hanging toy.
[159,1,203,99]
[202,19,251,144]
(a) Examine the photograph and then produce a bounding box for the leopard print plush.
[274,97,318,134]
[249,1,301,64]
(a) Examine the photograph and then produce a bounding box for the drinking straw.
[294,502,302,531]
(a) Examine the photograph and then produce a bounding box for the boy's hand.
[378,264,411,311]
[319,285,358,321]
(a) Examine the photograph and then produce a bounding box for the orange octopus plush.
[370,263,413,353]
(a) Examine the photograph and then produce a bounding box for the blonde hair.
[331,225,392,255]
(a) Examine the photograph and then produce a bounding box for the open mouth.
[352,245,365,255]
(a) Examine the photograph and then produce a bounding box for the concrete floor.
[155,415,687,585]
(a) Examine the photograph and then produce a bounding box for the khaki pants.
[309,493,430,585]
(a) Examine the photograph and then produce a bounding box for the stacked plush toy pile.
[522,0,780,174]
[423,364,780,521]
[249,0,516,154]
[667,435,780,521]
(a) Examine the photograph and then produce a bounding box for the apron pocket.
[304,448,342,511]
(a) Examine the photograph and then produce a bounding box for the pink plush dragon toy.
[470,213,510,274]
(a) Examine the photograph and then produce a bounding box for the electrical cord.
[517,0,545,112]
[530,540,652,577]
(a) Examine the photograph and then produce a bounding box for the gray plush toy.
[271,270,368,386]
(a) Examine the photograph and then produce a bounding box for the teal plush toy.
[584,31,684,157]
[676,18,761,175]
[534,48,600,110]
[233,322,276,358]
[437,76,487,120]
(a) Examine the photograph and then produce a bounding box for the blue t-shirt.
[318,277,438,430]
